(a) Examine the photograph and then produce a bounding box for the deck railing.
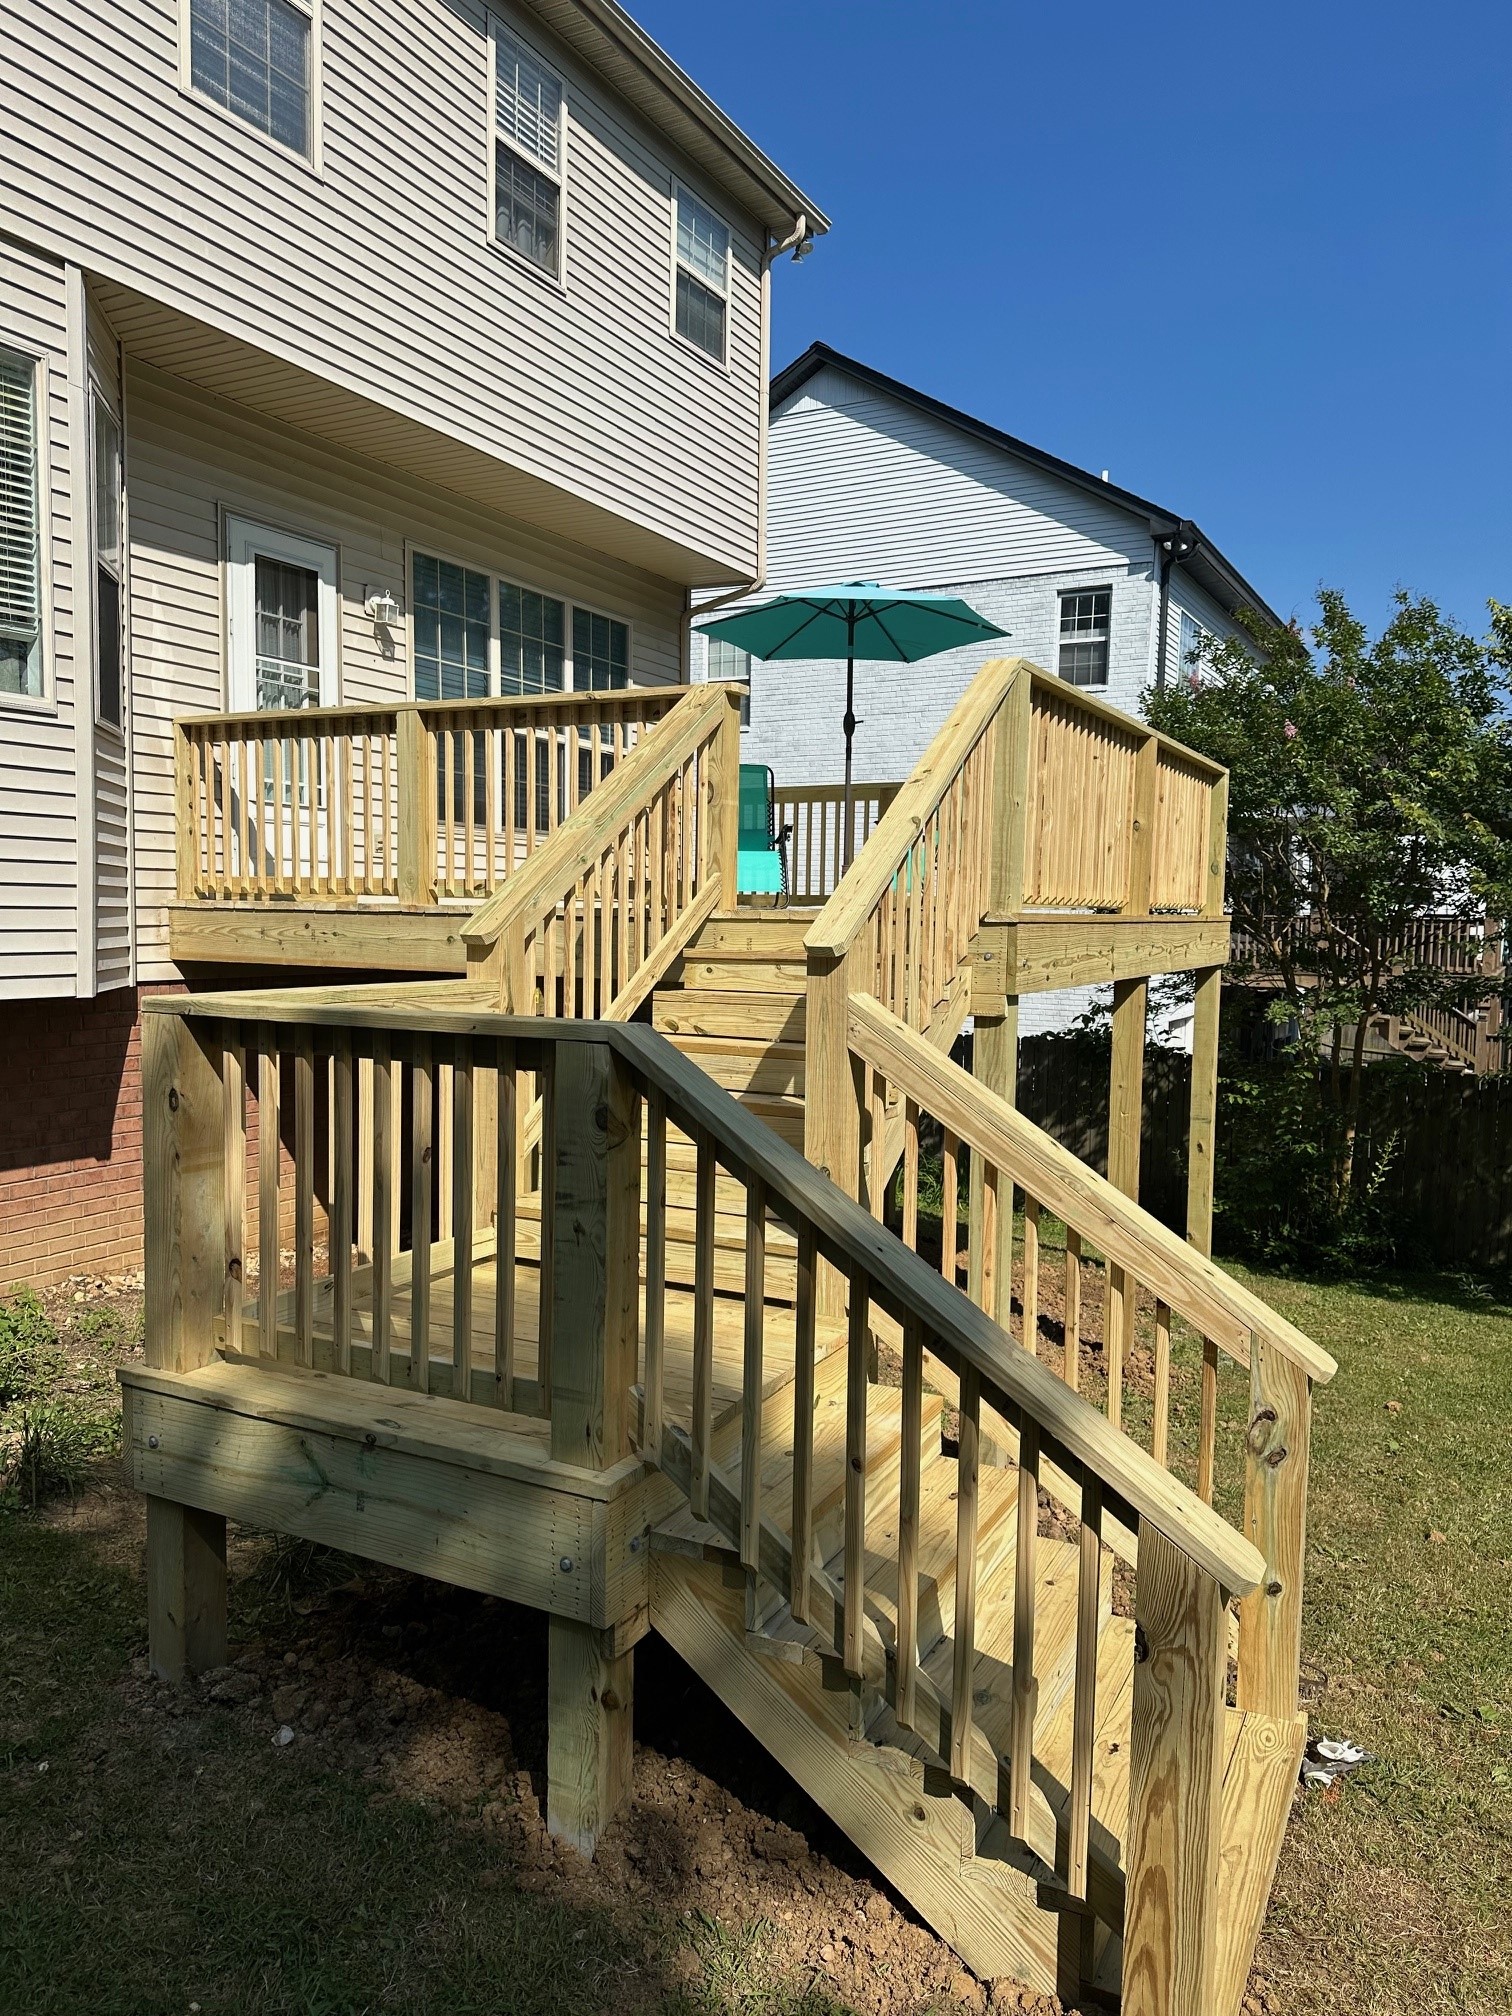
[145,986,1289,2010]
[771,781,901,904]
[461,681,742,1020]
[175,689,684,908]
[846,993,1334,1723]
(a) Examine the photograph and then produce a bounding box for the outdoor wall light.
[363,587,400,624]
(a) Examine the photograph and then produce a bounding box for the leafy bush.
[2,1403,119,1509]
[0,1289,62,1409]
[1214,1047,1400,1269]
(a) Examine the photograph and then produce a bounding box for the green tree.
[1148,589,1512,1211]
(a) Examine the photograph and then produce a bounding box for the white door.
[226,516,339,712]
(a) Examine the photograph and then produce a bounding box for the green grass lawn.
[1,1263,1508,2014]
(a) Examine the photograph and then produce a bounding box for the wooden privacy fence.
[1016,1035,1512,1275]
[175,689,683,908]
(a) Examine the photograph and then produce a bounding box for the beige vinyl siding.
[126,361,684,979]
[87,289,133,988]
[0,240,79,999]
[0,0,765,580]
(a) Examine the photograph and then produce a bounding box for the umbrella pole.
[841,616,856,874]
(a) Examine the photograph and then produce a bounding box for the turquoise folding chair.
[737,764,789,898]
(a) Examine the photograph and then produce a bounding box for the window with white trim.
[1178,610,1210,683]
[1057,587,1111,689]
[188,0,313,157]
[706,636,751,724]
[0,347,42,700]
[674,187,730,361]
[93,395,124,729]
[499,581,565,696]
[572,606,629,691]
[492,22,563,277]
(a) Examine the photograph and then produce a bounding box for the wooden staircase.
[142,661,1334,2016]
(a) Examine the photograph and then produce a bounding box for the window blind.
[495,26,561,173]
[0,350,41,693]
[676,191,728,291]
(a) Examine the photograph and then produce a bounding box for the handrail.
[463,681,733,952]
[174,686,684,735]
[805,658,1020,960]
[149,984,1264,1596]
[848,992,1334,1383]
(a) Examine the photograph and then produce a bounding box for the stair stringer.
[650,1549,1063,1991]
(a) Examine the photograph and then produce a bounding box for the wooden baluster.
[941,1128,958,1288]
[642,1085,667,1455]
[789,1221,817,1627]
[483,723,498,893]
[452,1042,474,1399]
[1106,1263,1127,1430]
[563,867,578,1015]
[690,1129,716,1521]
[1064,1228,1082,1390]
[1022,1196,1040,1354]
[270,735,285,891]
[842,1268,870,1678]
[372,1034,393,1382]
[896,1311,924,1731]
[868,1066,887,1219]
[464,727,477,896]
[1009,1418,1038,1836]
[322,733,336,896]
[583,855,598,1017]
[258,1035,280,1359]
[537,1051,555,1415]
[1066,1478,1103,1901]
[217,733,233,897]
[740,1176,766,1570]
[901,1098,919,1257]
[222,1028,245,1349]
[1197,1336,1219,1503]
[331,1032,353,1374]
[294,1031,315,1365]
[410,1036,433,1393]
[950,1360,980,1781]
[341,733,354,895]
[1152,1299,1172,1468]
[493,1037,517,1408]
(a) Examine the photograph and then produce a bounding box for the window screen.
[494,24,562,275]
[1057,587,1111,689]
[0,348,41,698]
[572,607,629,690]
[675,190,729,360]
[189,0,311,156]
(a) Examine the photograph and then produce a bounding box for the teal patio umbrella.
[695,582,1008,869]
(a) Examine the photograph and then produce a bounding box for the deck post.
[545,1037,641,1855]
[1188,769,1228,1258]
[142,1008,229,1679]
[1122,1526,1227,2016]
[971,667,1030,1296]
[396,705,436,907]
[706,683,743,911]
[1236,1338,1312,1718]
[803,948,863,1316]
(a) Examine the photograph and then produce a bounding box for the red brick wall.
[0,983,184,1288]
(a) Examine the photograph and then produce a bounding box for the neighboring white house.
[0,0,824,1283]
[692,342,1283,1037]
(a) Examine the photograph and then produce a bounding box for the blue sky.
[636,0,1511,640]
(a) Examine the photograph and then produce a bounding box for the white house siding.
[125,363,685,979]
[0,240,80,1000]
[0,0,767,582]
[1163,569,1246,690]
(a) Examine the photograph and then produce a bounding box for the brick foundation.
[0,983,183,1288]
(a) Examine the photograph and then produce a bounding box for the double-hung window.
[0,347,42,700]
[1178,610,1209,684]
[1057,587,1112,689]
[493,23,563,277]
[187,0,313,158]
[706,636,751,724]
[674,188,730,362]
